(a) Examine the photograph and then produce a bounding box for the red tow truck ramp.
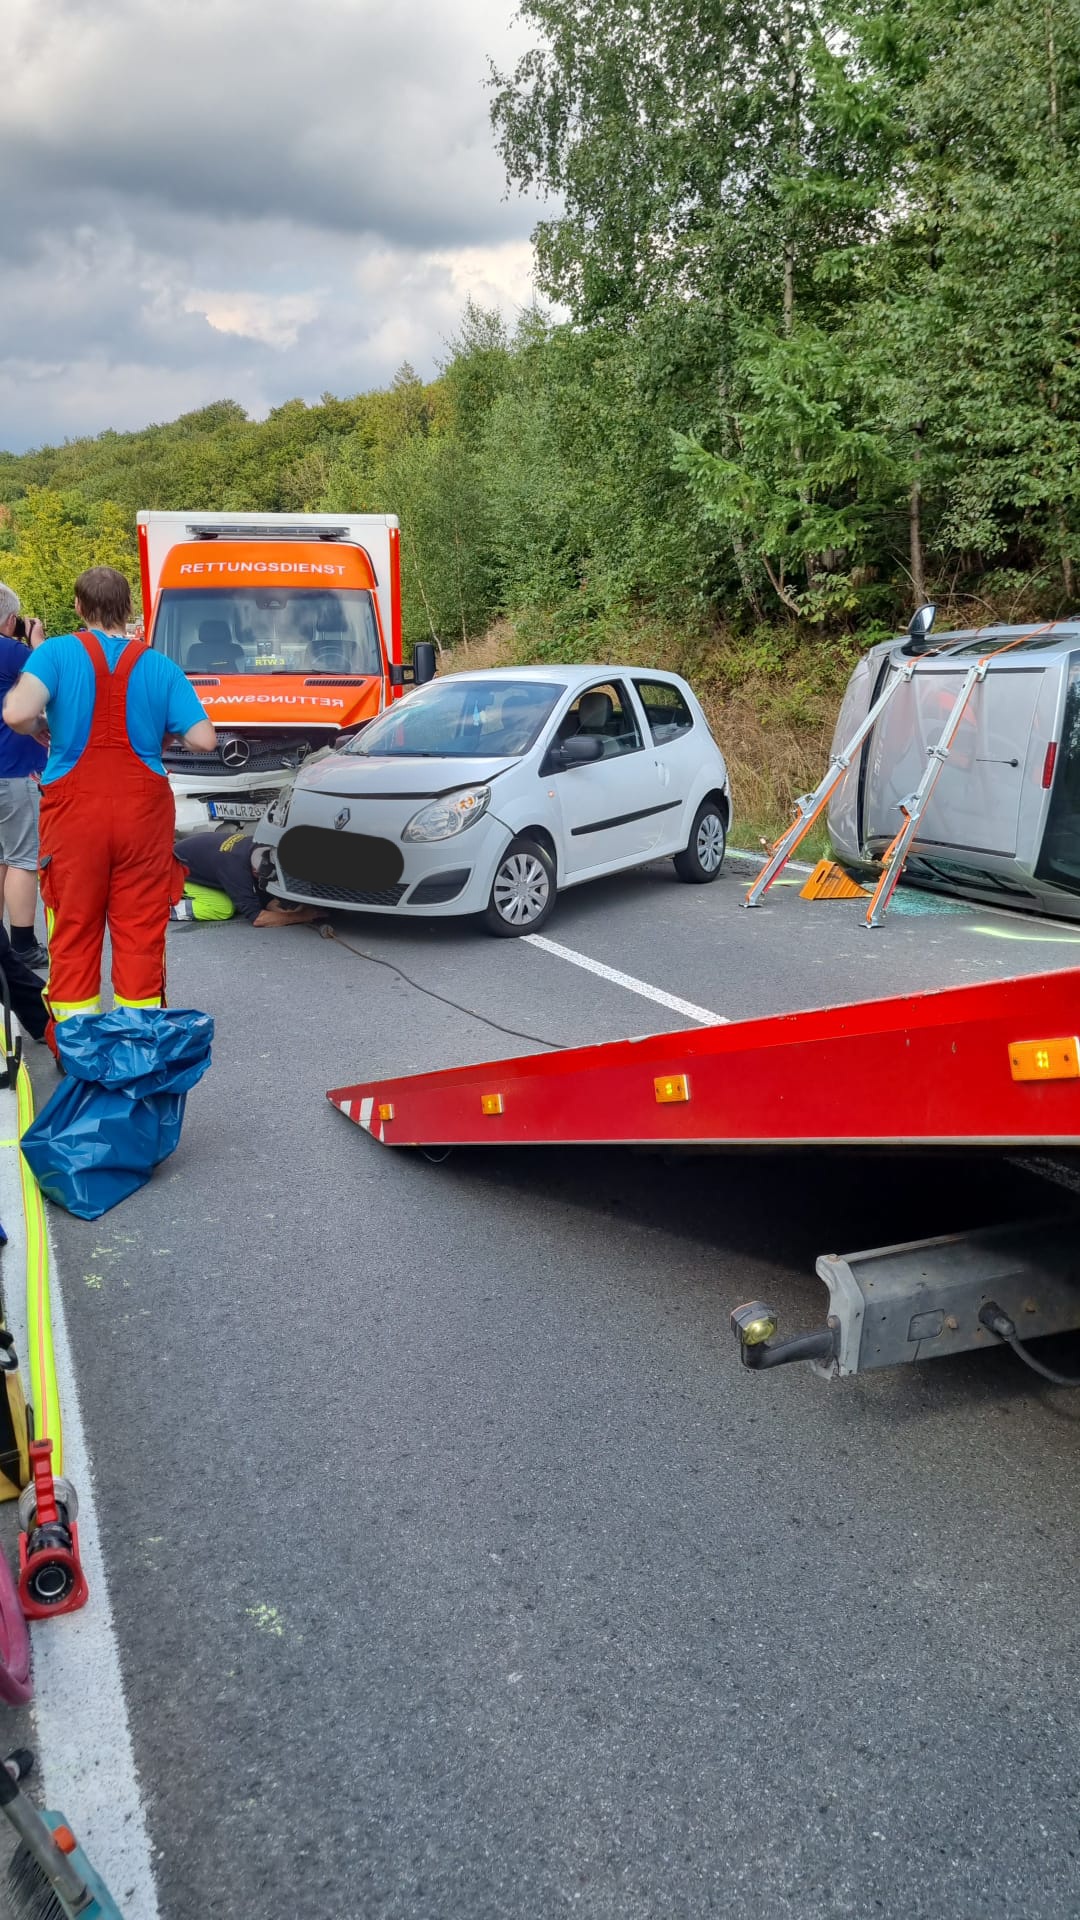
[328,967,1080,1152]
[329,967,1080,1382]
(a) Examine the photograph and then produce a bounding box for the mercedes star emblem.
[220,735,251,768]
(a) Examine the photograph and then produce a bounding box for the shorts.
[0,779,40,870]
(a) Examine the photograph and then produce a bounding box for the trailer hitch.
[730,1301,840,1372]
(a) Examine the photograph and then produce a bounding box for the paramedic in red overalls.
[2,566,216,1051]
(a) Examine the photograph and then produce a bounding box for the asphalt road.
[30,855,1080,1919]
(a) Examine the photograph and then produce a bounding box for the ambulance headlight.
[402,787,491,842]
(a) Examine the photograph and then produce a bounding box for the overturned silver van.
[828,619,1080,917]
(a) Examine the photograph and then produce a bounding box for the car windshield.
[348,679,564,757]
[153,588,383,677]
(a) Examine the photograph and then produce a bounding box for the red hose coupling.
[17,1441,89,1620]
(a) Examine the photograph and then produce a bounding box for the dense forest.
[1,0,1076,824]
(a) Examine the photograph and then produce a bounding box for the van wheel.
[674,801,726,883]
[483,837,556,936]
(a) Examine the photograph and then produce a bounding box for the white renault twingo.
[253,665,731,936]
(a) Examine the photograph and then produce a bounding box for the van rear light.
[1042,743,1059,789]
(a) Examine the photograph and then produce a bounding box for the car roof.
[440,664,687,687]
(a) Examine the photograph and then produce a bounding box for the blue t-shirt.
[28,631,208,786]
[0,637,47,779]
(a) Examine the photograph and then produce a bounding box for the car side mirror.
[906,603,937,643]
[558,733,605,766]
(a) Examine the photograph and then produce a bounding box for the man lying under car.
[173,827,322,928]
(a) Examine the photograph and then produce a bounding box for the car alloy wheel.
[493,850,551,926]
[696,811,725,873]
[674,800,726,884]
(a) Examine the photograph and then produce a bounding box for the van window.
[949,633,1069,657]
[1035,656,1080,894]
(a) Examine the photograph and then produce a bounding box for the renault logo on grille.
[220,736,251,768]
[334,807,351,830]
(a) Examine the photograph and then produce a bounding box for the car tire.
[674,800,726,883]
[483,836,556,937]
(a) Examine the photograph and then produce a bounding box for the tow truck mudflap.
[732,1215,1080,1377]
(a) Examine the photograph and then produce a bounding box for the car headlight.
[264,787,292,827]
[402,786,491,842]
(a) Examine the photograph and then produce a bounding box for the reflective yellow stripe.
[51,998,102,1022]
[16,1063,62,1470]
[113,995,162,1010]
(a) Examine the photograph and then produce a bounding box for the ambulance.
[137,511,435,833]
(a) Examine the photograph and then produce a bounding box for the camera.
[10,617,41,645]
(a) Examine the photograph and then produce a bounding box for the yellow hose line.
[16,1062,62,1472]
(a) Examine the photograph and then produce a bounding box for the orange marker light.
[1009,1037,1080,1082]
[378,1103,395,1122]
[654,1074,690,1104]
[53,1827,78,1854]
[481,1093,504,1116]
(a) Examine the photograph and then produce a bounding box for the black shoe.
[14,943,48,972]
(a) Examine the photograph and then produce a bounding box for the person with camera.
[0,583,48,971]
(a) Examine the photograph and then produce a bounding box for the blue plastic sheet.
[21,1008,214,1221]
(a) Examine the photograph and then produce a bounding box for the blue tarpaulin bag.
[21,1008,214,1221]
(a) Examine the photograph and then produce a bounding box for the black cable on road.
[314,923,567,1051]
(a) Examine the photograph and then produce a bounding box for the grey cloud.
[5,0,536,249]
[0,0,547,450]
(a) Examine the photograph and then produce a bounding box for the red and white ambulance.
[137,510,434,832]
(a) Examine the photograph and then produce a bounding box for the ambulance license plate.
[208,801,268,823]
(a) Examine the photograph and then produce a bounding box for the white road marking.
[524,934,726,1026]
[0,1082,160,1920]
[729,846,815,874]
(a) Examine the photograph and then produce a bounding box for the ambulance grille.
[165,731,336,776]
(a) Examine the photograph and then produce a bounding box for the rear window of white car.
[634,680,694,743]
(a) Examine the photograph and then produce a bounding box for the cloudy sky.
[1,0,549,452]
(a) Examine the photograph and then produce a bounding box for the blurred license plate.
[208,801,268,823]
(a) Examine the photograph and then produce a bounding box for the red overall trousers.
[38,632,185,1053]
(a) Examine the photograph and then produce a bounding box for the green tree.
[3,489,137,633]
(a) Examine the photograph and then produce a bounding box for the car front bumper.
[255,810,510,918]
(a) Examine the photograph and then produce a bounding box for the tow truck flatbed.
[329,965,1080,1151]
[326,867,1080,1384]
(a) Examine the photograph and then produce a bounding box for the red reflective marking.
[1042,742,1058,789]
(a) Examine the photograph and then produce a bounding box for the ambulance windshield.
[153,588,382,678]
